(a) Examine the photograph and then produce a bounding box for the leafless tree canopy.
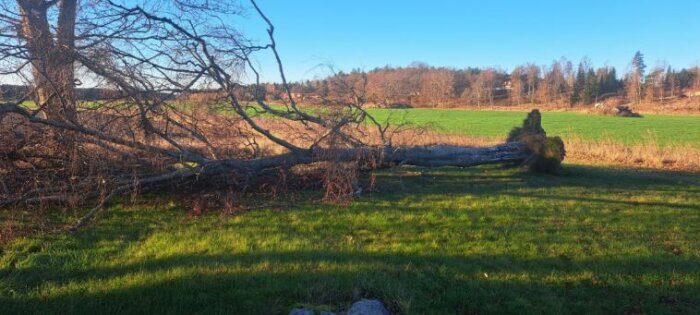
[0,0,562,229]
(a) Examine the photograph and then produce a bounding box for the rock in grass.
[347,299,389,315]
[289,308,315,315]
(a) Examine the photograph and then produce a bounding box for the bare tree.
[524,64,540,104]
[419,68,454,107]
[509,67,525,106]
[645,66,665,104]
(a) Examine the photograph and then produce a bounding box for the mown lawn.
[367,108,700,146]
[1,165,699,314]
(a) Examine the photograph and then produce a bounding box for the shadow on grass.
[375,164,700,209]
[1,250,699,314]
[1,164,699,314]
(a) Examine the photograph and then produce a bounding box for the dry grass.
[139,110,700,173]
[564,137,700,171]
[235,116,700,172]
[386,129,700,172]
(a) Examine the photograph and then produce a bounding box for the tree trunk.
[201,142,534,177]
[18,0,77,121]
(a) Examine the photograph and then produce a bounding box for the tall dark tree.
[570,63,586,105]
[631,51,647,78]
[627,51,646,104]
[582,68,599,104]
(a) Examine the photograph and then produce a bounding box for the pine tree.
[570,63,586,105]
[606,68,620,94]
[627,51,646,104]
[582,68,599,104]
[632,51,646,78]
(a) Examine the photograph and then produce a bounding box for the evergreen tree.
[627,51,647,103]
[632,51,646,78]
[582,68,599,104]
[597,67,620,95]
[606,68,620,93]
[677,68,695,89]
[570,63,586,105]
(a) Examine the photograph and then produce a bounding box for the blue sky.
[240,0,700,82]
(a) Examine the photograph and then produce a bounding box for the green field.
[2,165,699,314]
[367,108,700,146]
[12,101,700,146]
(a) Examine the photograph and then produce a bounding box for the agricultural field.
[366,108,700,146]
[1,165,699,314]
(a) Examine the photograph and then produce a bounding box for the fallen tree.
[2,101,564,230]
[0,1,564,230]
[1,101,561,178]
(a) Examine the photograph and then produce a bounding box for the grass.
[2,165,699,314]
[366,108,700,146]
[3,103,699,313]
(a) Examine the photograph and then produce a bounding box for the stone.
[289,308,315,315]
[347,299,389,315]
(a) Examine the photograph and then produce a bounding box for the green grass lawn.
[2,165,699,314]
[367,108,700,146]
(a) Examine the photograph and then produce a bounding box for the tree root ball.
[507,109,566,173]
[529,136,566,173]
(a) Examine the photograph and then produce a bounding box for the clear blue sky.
[240,0,700,82]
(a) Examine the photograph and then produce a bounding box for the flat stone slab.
[289,308,315,315]
[347,299,389,315]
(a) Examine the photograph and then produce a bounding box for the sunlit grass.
[1,165,699,314]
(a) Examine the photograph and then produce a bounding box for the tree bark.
[18,0,77,121]
[200,142,531,176]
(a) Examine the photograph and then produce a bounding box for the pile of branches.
[0,0,564,231]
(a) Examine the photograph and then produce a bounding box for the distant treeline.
[267,52,700,108]
[5,52,700,109]
[0,84,127,102]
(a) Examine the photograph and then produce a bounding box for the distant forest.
[269,51,700,108]
[4,51,700,109]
